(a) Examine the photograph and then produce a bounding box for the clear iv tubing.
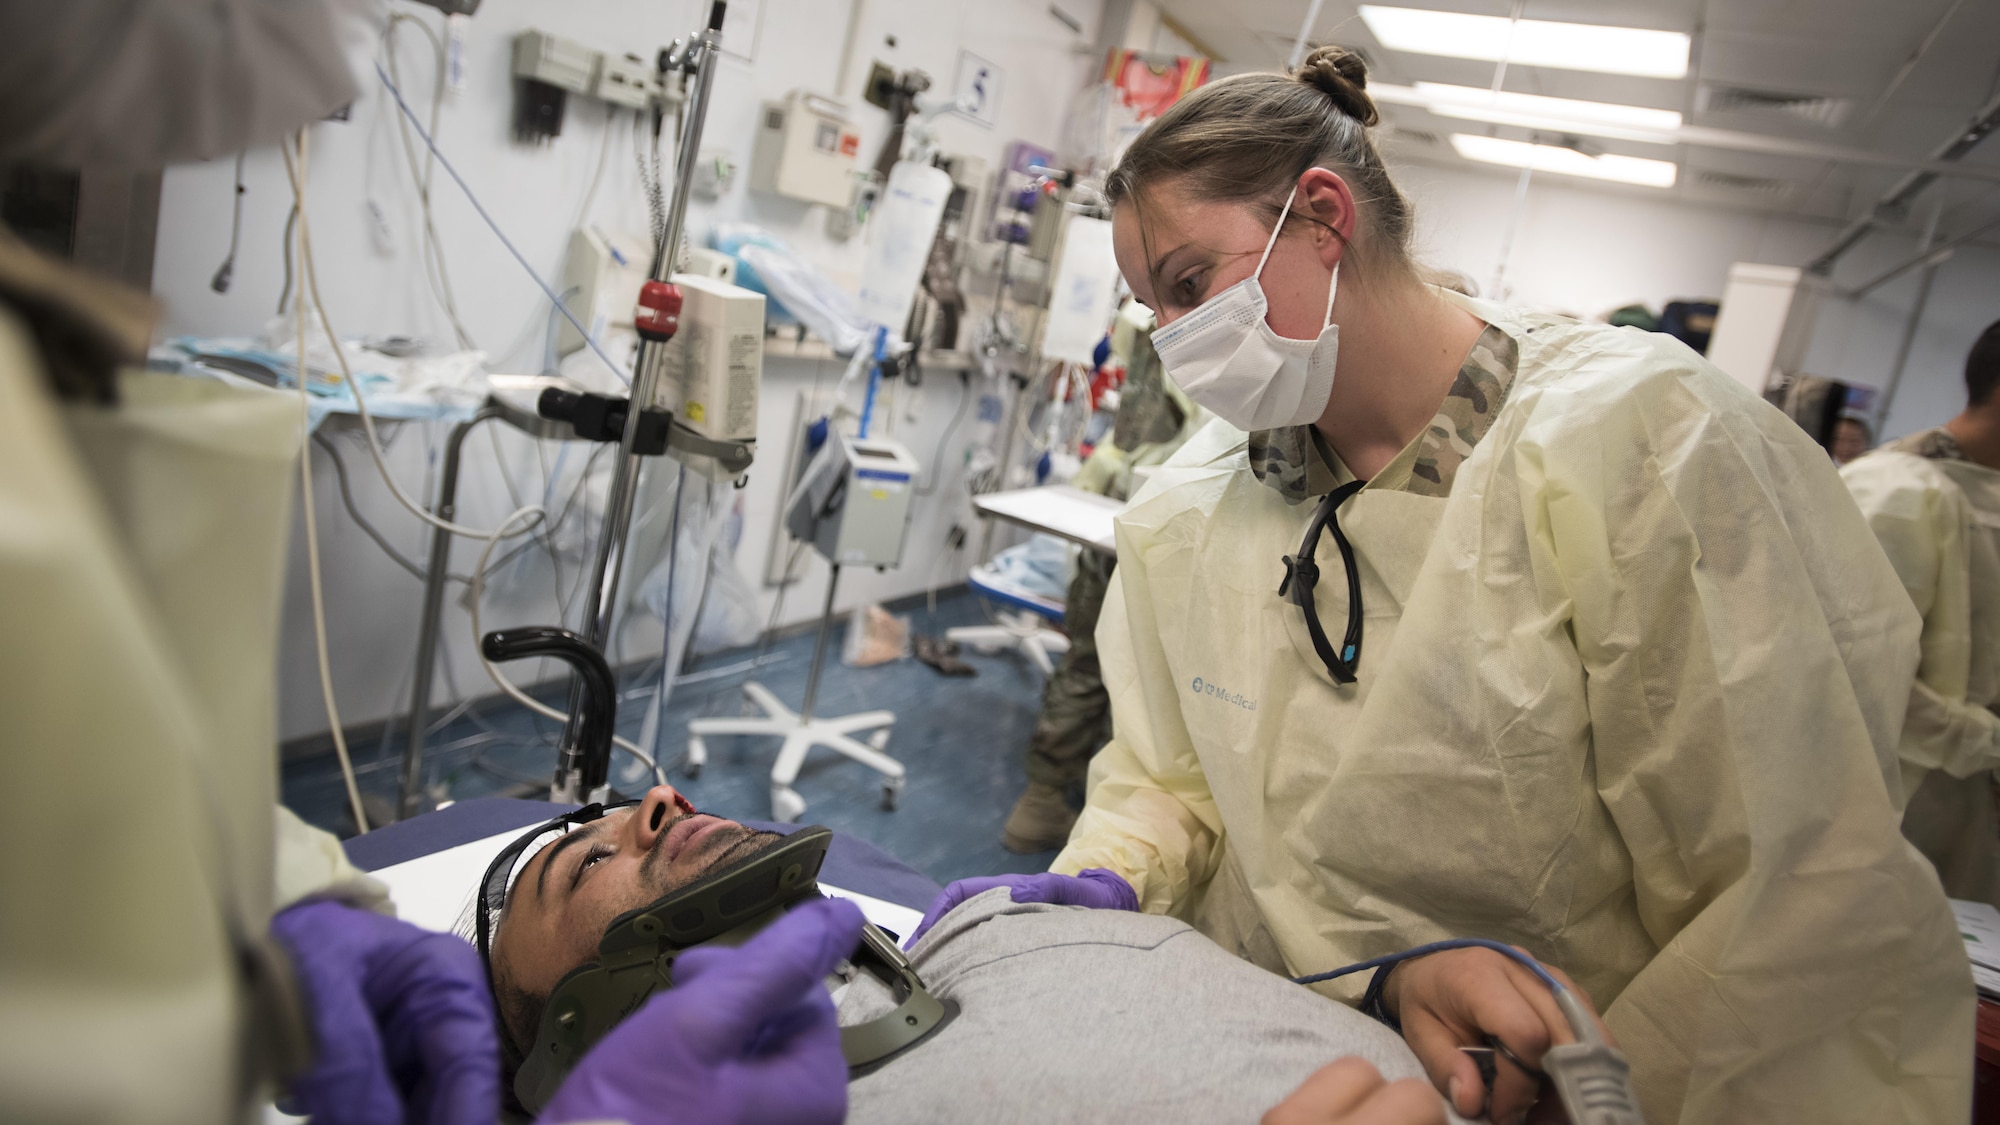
[858,326,889,439]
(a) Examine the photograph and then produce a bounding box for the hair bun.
[1295,45,1379,126]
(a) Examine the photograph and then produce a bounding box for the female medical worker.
[1051,46,1974,1124]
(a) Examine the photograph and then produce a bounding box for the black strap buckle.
[1278,554,1319,601]
[1282,480,1367,685]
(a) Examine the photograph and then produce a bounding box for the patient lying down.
[486,786,1512,1124]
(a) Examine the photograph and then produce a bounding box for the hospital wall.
[1391,156,2000,440]
[149,0,1106,743]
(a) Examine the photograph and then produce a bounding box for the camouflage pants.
[1024,550,1116,789]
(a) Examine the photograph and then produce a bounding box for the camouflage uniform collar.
[1247,320,1520,502]
[1882,426,1969,464]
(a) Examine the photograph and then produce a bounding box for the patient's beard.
[636,816,785,898]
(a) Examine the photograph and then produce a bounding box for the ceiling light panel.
[1413,82,1682,130]
[1359,6,1691,79]
[1449,133,1680,187]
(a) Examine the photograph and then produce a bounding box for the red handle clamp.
[635,279,684,342]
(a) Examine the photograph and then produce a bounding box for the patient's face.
[490,785,785,1006]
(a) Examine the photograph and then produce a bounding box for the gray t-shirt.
[841,889,1463,1124]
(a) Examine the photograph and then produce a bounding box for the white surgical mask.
[1150,184,1340,432]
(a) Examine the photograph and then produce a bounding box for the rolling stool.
[946,563,1071,676]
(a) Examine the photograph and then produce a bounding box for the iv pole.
[551,1,728,802]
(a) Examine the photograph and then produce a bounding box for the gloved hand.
[269,898,499,1125]
[908,867,1137,944]
[539,896,866,1125]
[1380,947,1611,1124]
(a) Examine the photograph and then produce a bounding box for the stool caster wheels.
[869,728,892,752]
[771,786,807,823]
[684,736,706,780]
[880,777,904,811]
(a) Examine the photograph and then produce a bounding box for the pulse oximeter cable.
[1293,938,1644,1125]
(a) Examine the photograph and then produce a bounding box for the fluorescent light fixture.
[1449,133,1679,187]
[1412,82,1682,130]
[1359,6,1690,79]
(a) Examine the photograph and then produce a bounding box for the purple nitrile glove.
[539,896,866,1125]
[908,868,1137,944]
[269,898,500,1125]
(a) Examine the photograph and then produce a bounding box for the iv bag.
[1040,216,1120,365]
[857,162,953,333]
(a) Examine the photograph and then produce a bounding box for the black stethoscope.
[1278,479,1367,685]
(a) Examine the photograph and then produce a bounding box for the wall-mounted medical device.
[749,91,862,208]
[513,31,664,141]
[557,227,653,359]
[784,433,919,568]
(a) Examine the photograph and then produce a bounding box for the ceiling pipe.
[1856,0,1966,129]
[1286,0,1326,70]
[1806,87,2000,275]
[1869,200,1944,430]
[1486,0,1527,96]
[1845,209,2000,299]
[835,0,868,101]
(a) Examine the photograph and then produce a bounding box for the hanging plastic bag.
[842,603,910,667]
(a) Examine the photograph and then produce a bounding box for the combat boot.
[1001,782,1078,853]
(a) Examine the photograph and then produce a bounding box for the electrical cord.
[460,109,623,376]
[1293,938,1562,992]
[384,11,478,351]
[276,204,298,315]
[288,132,369,836]
[375,59,635,385]
[489,441,611,581]
[316,424,612,591]
[572,103,619,235]
[914,370,971,497]
[314,431,461,583]
[484,423,569,605]
[1294,939,1643,1125]
[211,151,245,293]
[281,134,543,543]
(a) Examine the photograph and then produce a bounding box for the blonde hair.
[1106,46,1416,287]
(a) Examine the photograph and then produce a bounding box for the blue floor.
[281,587,1068,885]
